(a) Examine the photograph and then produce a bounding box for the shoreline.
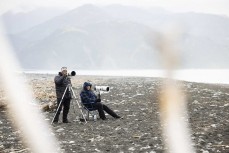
[24,72,229,86]
[23,69,229,85]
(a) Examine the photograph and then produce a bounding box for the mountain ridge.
[5,4,229,69]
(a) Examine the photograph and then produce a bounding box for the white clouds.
[0,0,228,16]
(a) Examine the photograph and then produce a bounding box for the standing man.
[53,67,72,123]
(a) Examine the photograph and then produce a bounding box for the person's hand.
[62,70,67,76]
[96,99,101,102]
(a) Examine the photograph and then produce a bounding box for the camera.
[68,71,76,76]
[94,86,110,92]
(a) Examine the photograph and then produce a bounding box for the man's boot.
[63,118,70,123]
[63,113,70,123]
[53,115,59,124]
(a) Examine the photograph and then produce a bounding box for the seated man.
[80,82,121,120]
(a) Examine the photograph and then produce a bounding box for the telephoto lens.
[94,86,110,92]
[68,71,76,76]
[71,71,76,76]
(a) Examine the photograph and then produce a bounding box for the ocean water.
[24,69,229,85]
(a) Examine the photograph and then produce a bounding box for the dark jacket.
[54,72,72,99]
[80,82,97,105]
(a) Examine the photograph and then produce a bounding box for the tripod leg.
[70,86,87,123]
[51,99,63,124]
[51,85,69,124]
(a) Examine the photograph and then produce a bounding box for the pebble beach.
[0,74,229,153]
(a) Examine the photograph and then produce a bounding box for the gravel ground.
[0,74,229,153]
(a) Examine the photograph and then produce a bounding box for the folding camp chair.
[80,101,97,121]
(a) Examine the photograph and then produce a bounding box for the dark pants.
[90,103,119,120]
[54,98,71,122]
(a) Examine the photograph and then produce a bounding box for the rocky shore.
[0,74,229,153]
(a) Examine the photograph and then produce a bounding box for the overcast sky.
[0,0,229,16]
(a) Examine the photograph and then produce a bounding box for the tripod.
[51,84,87,124]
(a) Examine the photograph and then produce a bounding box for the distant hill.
[1,7,67,34]
[4,4,229,70]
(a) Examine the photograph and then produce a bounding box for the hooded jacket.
[80,82,97,105]
[54,72,72,99]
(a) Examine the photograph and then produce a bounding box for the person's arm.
[80,91,96,104]
[54,75,65,85]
